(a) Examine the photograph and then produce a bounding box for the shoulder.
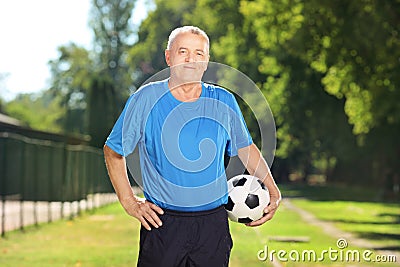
[127,79,168,105]
[133,79,168,98]
[202,82,236,102]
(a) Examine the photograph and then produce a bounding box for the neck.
[168,78,202,102]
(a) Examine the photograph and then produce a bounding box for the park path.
[282,198,400,262]
[0,193,118,234]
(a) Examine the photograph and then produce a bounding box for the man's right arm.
[103,144,163,230]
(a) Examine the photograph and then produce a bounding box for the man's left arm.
[237,143,281,227]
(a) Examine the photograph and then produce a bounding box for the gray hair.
[167,26,210,51]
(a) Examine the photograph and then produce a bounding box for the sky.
[0,0,150,101]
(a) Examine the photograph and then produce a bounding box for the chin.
[173,71,204,84]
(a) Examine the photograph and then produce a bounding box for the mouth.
[183,65,196,69]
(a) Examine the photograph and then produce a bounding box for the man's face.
[165,32,209,84]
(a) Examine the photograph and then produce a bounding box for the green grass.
[280,183,382,202]
[230,203,341,267]
[1,188,398,267]
[281,183,400,250]
[2,202,341,267]
[291,199,400,251]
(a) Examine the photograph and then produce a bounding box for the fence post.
[33,144,38,227]
[20,141,26,232]
[48,145,53,223]
[61,143,67,219]
[1,135,8,238]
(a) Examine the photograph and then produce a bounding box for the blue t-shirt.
[106,79,252,211]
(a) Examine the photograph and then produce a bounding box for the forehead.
[171,32,209,51]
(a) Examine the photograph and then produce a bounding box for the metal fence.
[0,132,115,236]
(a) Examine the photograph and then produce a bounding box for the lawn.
[0,204,139,267]
[0,185,398,267]
[282,184,400,251]
[230,203,341,267]
[1,202,341,267]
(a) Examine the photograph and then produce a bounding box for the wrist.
[120,194,138,208]
[269,195,281,205]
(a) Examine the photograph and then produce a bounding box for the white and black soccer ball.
[225,175,270,223]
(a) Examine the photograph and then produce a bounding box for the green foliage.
[48,43,93,134]
[236,0,400,190]
[0,72,8,111]
[18,0,137,141]
[87,75,117,147]
[4,92,64,132]
[298,0,400,136]
[0,98,4,114]
[90,0,135,98]
[127,0,197,87]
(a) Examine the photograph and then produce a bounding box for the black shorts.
[137,205,233,267]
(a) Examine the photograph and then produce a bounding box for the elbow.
[103,144,109,154]
[103,144,110,158]
[103,144,123,160]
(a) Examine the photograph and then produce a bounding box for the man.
[104,25,281,267]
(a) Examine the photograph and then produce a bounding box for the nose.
[185,52,195,62]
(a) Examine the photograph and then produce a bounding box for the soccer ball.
[225,175,270,223]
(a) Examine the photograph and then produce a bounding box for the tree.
[0,72,7,113]
[48,43,93,134]
[240,0,400,194]
[316,0,400,194]
[87,74,116,147]
[188,0,265,81]
[127,0,197,87]
[90,0,137,108]
[4,91,64,132]
[44,0,138,146]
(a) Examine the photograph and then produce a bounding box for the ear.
[205,54,210,70]
[165,50,170,66]
[202,54,210,71]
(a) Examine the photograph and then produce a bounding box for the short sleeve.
[105,93,142,156]
[226,94,253,156]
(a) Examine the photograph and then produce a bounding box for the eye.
[179,49,187,55]
[196,50,205,56]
